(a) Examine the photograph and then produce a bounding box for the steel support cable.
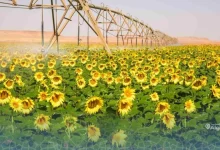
[90,8,136,36]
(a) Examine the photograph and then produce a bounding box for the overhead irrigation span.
[0,0,178,54]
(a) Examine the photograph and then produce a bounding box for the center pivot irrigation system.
[0,0,178,54]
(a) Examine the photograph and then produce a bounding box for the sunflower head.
[118,99,133,116]
[49,91,65,108]
[34,72,45,82]
[150,77,159,86]
[123,76,131,86]
[162,112,175,129]
[21,98,35,114]
[89,78,98,87]
[77,78,86,89]
[64,116,78,132]
[0,89,12,105]
[135,71,147,83]
[47,69,57,78]
[4,79,14,89]
[9,97,22,112]
[34,114,50,131]
[185,100,196,113]
[88,125,101,142]
[37,63,45,69]
[112,130,127,147]
[191,79,203,90]
[155,102,170,116]
[85,97,103,115]
[121,87,135,101]
[51,75,63,85]
[0,72,6,82]
[150,92,159,101]
[38,91,48,101]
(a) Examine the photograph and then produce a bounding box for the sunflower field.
[0,44,220,149]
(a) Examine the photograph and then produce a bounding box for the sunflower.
[36,54,44,61]
[4,79,14,89]
[184,74,195,86]
[47,61,55,69]
[77,78,86,89]
[30,58,36,65]
[9,97,22,112]
[34,72,45,82]
[122,76,131,86]
[85,96,103,115]
[10,65,15,72]
[92,71,101,80]
[112,130,127,147]
[121,87,135,101]
[150,92,159,101]
[150,77,159,86]
[162,113,175,129]
[51,75,62,85]
[88,125,101,142]
[135,71,147,83]
[86,64,93,71]
[0,72,6,82]
[14,75,24,86]
[47,69,57,78]
[115,77,121,84]
[106,76,114,85]
[34,114,50,131]
[49,91,65,108]
[191,79,203,90]
[0,89,12,105]
[1,61,7,68]
[118,99,133,116]
[155,102,170,116]
[185,100,196,113]
[31,66,36,72]
[21,98,35,114]
[64,116,78,132]
[200,76,207,86]
[37,63,45,70]
[98,64,106,71]
[89,78,98,87]
[38,91,48,101]
[75,68,83,75]
[170,73,180,84]
[211,85,220,98]
[69,61,76,67]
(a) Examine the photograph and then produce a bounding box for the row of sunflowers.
[0,45,220,149]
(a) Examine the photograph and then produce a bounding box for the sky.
[0,0,220,41]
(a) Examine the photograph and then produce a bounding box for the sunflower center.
[88,127,97,136]
[37,74,42,79]
[137,73,145,79]
[0,91,9,99]
[124,78,130,83]
[90,79,96,84]
[6,80,13,86]
[41,93,47,100]
[88,100,99,109]
[13,102,19,108]
[159,104,166,112]
[193,80,202,87]
[151,79,156,83]
[37,117,46,125]
[121,102,128,109]
[125,90,132,97]
[22,101,31,109]
[52,94,60,102]
[0,74,3,79]
[53,77,60,82]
